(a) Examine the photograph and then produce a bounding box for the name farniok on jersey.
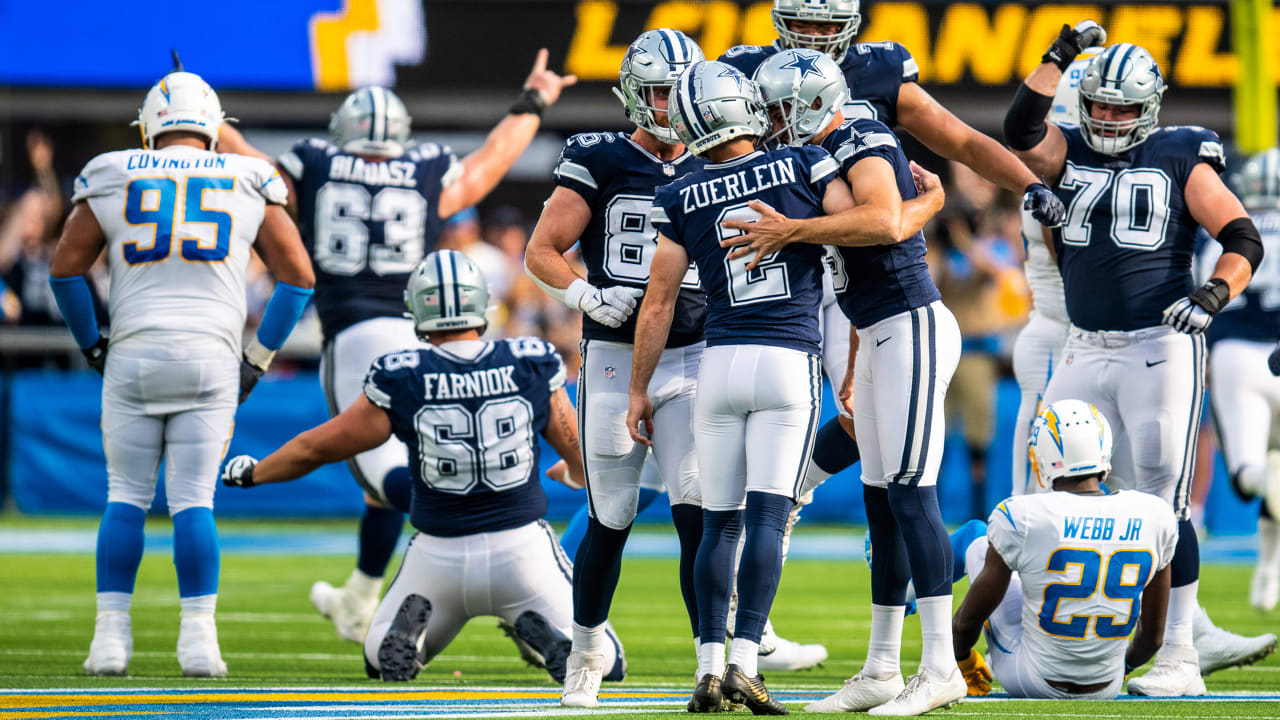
[423,366,520,400]
[679,156,798,212]
[328,156,418,187]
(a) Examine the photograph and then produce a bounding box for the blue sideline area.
[4,370,1262,533]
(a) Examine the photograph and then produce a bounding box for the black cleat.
[363,653,380,679]
[377,594,431,682]
[498,619,547,669]
[688,673,724,713]
[513,610,572,683]
[722,664,788,715]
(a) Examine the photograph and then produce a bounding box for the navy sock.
[887,484,952,599]
[864,486,910,605]
[811,419,861,475]
[172,507,219,597]
[381,467,412,514]
[96,502,147,594]
[1171,518,1201,588]
[694,508,743,645]
[572,517,632,627]
[357,505,405,578]
[670,503,703,638]
[560,502,591,562]
[734,492,794,643]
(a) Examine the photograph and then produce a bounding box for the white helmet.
[404,250,491,337]
[1235,148,1280,211]
[614,29,705,144]
[669,61,769,157]
[772,0,862,62]
[1029,399,1114,489]
[1049,47,1102,124]
[330,86,412,158]
[1078,43,1166,154]
[134,72,225,150]
[754,48,849,147]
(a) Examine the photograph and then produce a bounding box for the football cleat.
[512,610,572,683]
[498,619,547,669]
[1191,606,1278,675]
[688,673,724,713]
[756,618,827,671]
[867,667,965,716]
[311,572,380,644]
[805,670,905,712]
[377,594,431,682]
[560,651,606,708]
[176,612,228,678]
[1127,646,1205,696]
[722,664,789,715]
[84,611,132,676]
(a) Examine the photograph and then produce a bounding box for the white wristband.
[523,257,593,310]
[244,337,276,371]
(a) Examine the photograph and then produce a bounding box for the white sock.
[96,592,132,613]
[729,638,759,676]
[179,594,217,615]
[1163,580,1198,652]
[917,595,957,679]
[802,459,833,493]
[863,604,905,679]
[695,637,706,678]
[700,641,726,679]
[573,622,607,655]
[347,568,383,601]
[1260,517,1280,571]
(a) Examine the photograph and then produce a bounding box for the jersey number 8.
[122,176,235,265]
[414,398,536,494]
[314,182,427,276]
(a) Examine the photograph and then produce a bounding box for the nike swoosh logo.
[1146,359,1167,367]
[876,337,891,347]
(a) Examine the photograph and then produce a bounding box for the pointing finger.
[531,48,548,75]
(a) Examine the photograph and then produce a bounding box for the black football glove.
[83,336,109,375]
[1043,20,1107,71]
[239,355,266,404]
[1023,183,1065,228]
[222,455,258,488]
[1162,278,1230,334]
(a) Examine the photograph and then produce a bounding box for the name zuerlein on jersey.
[328,156,418,187]
[423,367,520,400]
[680,157,797,212]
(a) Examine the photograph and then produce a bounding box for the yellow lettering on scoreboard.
[1175,6,1237,87]
[932,4,1026,84]
[1106,4,1182,76]
[858,2,933,78]
[565,2,630,80]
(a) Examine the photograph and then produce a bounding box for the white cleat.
[1192,606,1278,675]
[759,634,829,671]
[84,611,132,676]
[177,612,228,678]
[311,575,379,644]
[560,651,606,708]
[868,667,966,716]
[1127,653,1205,696]
[805,670,906,713]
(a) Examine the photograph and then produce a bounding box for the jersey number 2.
[1038,547,1153,640]
[718,203,791,306]
[314,182,426,276]
[123,176,234,265]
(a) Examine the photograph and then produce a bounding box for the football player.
[222,250,625,684]
[1004,26,1278,694]
[1201,148,1280,610]
[718,0,1065,524]
[216,51,576,644]
[953,400,1179,700]
[629,59,858,714]
[49,71,316,676]
[729,49,965,716]
[525,30,709,706]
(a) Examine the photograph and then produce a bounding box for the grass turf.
[1,518,1278,718]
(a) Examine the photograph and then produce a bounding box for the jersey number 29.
[1039,547,1153,640]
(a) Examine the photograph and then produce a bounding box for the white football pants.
[1011,311,1070,495]
[1209,338,1280,482]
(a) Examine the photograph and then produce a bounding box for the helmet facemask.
[616,77,680,144]
[772,0,861,62]
[1077,44,1165,155]
[614,29,705,145]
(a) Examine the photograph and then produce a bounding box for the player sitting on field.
[952,400,1177,699]
[222,250,624,684]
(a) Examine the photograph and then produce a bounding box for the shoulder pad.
[721,44,766,58]
[71,151,127,204]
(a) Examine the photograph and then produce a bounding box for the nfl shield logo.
[604,366,616,379]
[662,164,675,177]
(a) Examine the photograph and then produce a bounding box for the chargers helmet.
[1078,43,1165,154]
[773,0,862,62]
[330,86,412,158]
[1028,399,1114,489]
[404,250,491,337]
[754,48,849,147]
[134,72,225,150]
[1235,148,1280,211]
[668,61,769,157]
[614,29,705,144]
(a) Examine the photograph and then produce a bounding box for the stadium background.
[0,0,1275,533]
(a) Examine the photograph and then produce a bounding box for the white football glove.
[566,279,644,328]
[222,455,259,488]
[1161,297,1213,334]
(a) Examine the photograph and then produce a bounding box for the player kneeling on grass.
[951,400,1178,700]
[222,250,625,683]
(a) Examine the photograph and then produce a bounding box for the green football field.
[1,517,1278,719]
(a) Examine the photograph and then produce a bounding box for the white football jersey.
[73,146,287,354]
[1019,208,1068,325]
[987,490,1178,684]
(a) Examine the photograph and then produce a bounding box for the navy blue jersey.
[820,118,941,327]
[651,146,838,354]
[280,138,461,341]
[552,132,707,347]
[719,41,919,127]
[1053,124,1227,331]
[362,337,566,537]
[1204,209,1280,344]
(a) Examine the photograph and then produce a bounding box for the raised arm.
[626,234,687,445]
[215,124,298,209]
[436,50,577,218]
